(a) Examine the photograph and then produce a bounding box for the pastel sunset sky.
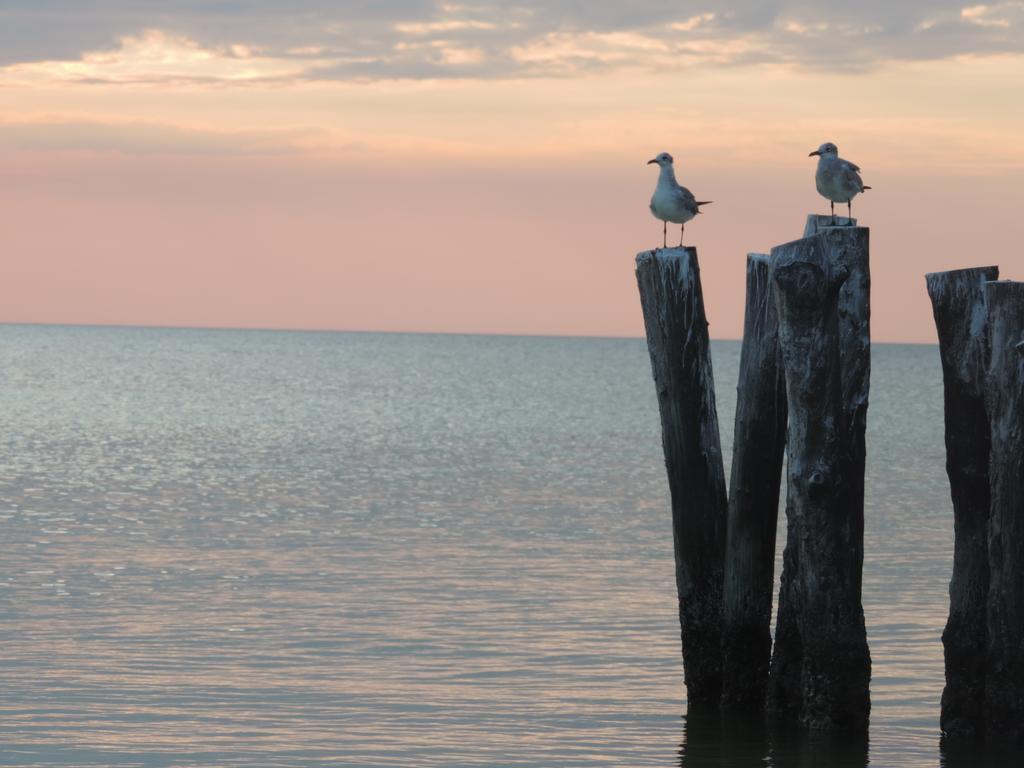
[2,1,1022,341]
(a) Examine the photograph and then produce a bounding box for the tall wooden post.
[636,247,729,706]
[983,280,1024,744]
[829,226,871,563]
[721,254,788,710]
[926,266,999,741]
[768,223,871,731]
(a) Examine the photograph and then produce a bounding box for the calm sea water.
[0,326,971,766]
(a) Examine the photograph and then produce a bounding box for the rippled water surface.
[0,327,964,765]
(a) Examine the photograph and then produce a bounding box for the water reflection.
[679,710,869,768]
[0,330,968,765]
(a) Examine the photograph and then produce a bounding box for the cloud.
[507,29,765,74]
[0,1,1022,83]
[395,19,500,34]
[670,13,717,32]
[916,1,1024,31]
[959,2,1024,26]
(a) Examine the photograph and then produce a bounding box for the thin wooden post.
[767,225,871,731]
[721,253,788,710]
[925,266,999,741]
[636,247,729,706]
[983,280,1024,744]
[829,225,871,550]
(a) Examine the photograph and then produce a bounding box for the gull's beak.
[647,158,658,165]
[808,150,821,157]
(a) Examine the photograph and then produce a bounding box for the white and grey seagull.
[647,151,712,248]
[809,142,871,224]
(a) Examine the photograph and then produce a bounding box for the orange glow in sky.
[2,6,1022,342]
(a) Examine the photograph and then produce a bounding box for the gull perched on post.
[809,142,871,224]
[647,152,712,248]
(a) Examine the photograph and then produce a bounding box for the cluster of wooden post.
[635,214,872,731]
[927,269,1024,745]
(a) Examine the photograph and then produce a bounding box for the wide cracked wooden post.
[925,266,999,741]
[768,223,871,731]
[983,280,1024,745]
[636,247,729,707]
[720,254,788,710]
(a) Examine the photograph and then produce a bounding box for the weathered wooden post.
[926,266,999,741]
[636,247,729,706]
[637,222,868,724]
[720,254,788,710]
[767,221,871,731]
[983,280,1024,745]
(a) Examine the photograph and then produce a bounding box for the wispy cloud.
[508,30,764,74]
[918,1,1024,33]
[0,30,329,87]
[395,19,500,34]
[960,2,1024,27]
[669,13,717,33]
[0,116,319,155]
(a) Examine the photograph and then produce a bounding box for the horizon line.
[0,320,940,346]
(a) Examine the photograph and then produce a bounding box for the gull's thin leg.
[831,200,836,225]
[663,220,667,249]
[847,200,853,224]
[680,224,684,247]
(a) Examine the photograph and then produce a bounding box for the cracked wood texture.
[926,266,999,742]
[636,247,728,707]
[983,280,1024,745]
[720,253,788,711]
[767,224,871,732]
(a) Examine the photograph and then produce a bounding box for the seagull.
[809,142,871,225]
[647,152,712,248]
